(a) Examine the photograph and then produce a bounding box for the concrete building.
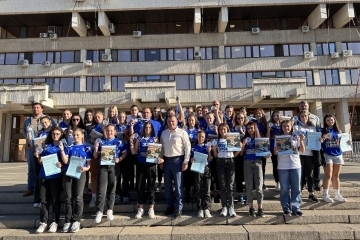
[0,0,360,162]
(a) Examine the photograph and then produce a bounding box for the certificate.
[100,145,116,165]
[255,138,270,157]
[66,156,85,179]
[146,143,162,163]
[41,154,61,177]
[306,132,322,150]
[190,151,208,174]
[88,129,103,145]
[34,136,47,152]
[226,133,241,151]
[275,135,293,156]
[339,133,352,152]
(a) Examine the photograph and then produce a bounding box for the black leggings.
[300,155,316,193]
[271,152,279,183]
[234,155,244,193]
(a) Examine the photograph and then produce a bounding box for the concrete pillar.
[79,76,86,91]
[194,8,201,34]
[339,68,347,85]
[218,7,228,33]
[79,108,86,119]
[104,75,111,92]
[220,72,226,89]
[104,107,109,119]
[310,42,317,55]
[307,4,327,30]
[195,74,201,89]
[98,12,111,37]
[218,45,225,59]
[0,112,4,162]
[71,12,87,37]
[313,69,321,85]
[335,41,343,53]
[309,101,323,123]
[3,113,12,162]
[80,50,87,62]
[332,3,355,29]
[335,99,350,133]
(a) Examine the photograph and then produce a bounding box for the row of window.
[0,51,81,65]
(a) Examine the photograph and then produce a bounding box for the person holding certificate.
[93,124,127,224]
[267,110,281,192]
[36,127,68,234]
[191,130,213,218]
[130,122,159,219]
[61,128,92,233]
[212,123,242,217]
[321,114,347,203]
[33,116,54,158]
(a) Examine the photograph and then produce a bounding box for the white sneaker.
[220,207,228,217]
[334,194,347,202]
[228,207,237,217]
[275,182,281,191]
[148,208,155,219]
[70,221,80,233]
[107,209,114,221]
[135,208,144,219]
[33,203,40,208]
[36,222,47,234]
[197,209,204,218]
[48,222,58,233]
[62,222,71,233]
[323,195,334,203]
[94,211,103,223]
[204,209,212,218]
[89,197,96,208]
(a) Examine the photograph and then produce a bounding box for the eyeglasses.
[237,117,245,120]
[52,133,61,136]
[72,118,80,121]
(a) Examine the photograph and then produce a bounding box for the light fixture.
[230,24,235,28]
[176,24,181,27]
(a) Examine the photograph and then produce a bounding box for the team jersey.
[40,143,68,179]
[185,127,198,145]
[97,137,127,164]
[59,121,69,130]
[223,115,233,129]
[244,137,259,160]
[129,119,162,138]
[36,129,51,138]
[204,125,217,142]
[137,136,157,164]
[191,144,210,165]
[64,144,92,170]
[321,128,342,156]
[270,124,281,151]
[197,117,207,130]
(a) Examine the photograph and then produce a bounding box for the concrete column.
[79,76,86,91]
[71,12,87,37]
[3,113,12,162]
[104,75,111,92]
[194,8,201,34]
[218,7,228,33]
[220,72,226,89]
[339,68,347,85]
[218,45,225,59]
[335,99,350,133]
[104,107,109,119]
[0,112,4,162]
[309,101,323,123]
[313,69,321,85]
[79,108,86,119]
[335,41,343,53]
[310,42,317,55]
[195,74,201,89]
[98,12,111,36]
[80,49,87,62]
[332,3,355,29]
[307,4,327,30]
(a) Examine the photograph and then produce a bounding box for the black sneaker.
[174,210,182,219]
[308,194,319,202]
[292,211,303,217]
[249,208,256,217]
[164,207,175,216]
[283,210,291,216]
[257,208,265,217]
[314,183,321,191]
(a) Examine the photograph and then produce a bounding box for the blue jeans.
[163,156,184,211]
[278,168,302,213]
[26,149,40,203]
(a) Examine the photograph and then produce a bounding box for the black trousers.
[234,155,244,193]
[300,155,316,192]
[194,165,211,210]
[157,164,163,183]
[136,161,156,205]
[210,158,220,191]
[183,161,194,196]
[96,165,119,212]
[271,152,279,183]
[63,172,86,223]
[39,178,61,224]
[261,157,267,184]
[120,155,133,197]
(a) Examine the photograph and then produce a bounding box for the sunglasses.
[72,118,80,121]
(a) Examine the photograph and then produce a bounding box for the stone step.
[2,187,359,204]
[1,209,360,230]
[0,224,360,240]
[2,197,360,215]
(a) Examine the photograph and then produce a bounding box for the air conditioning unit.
[194,51,201,59]
[331,52,339,59]
[101,53,112,62]
[85,21,91,29]
[343,50,353,57]
[18,59,29,67]
[49,33,57,40]
[39,33,48,38]
[302,26,310,33]
[108,23,115,34]
[48,26,56,34]
[41,61,51,67]
[103,83,111,91]
[133,31,142,37]
[83,60,92,67]
[304,51,314,59]
[251,28,260,34]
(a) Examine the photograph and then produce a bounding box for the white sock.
[323,189,329,196]
[334,189,340,195]
[92,193,96,199]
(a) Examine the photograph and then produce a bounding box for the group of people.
[22,99,347,234]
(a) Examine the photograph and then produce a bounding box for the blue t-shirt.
[97,137,127,164]
[108,118,117,125]
[270,124,280,151]
[198,117,207,130]
[322,128,342,156]
[137,136,157,164]
[130,119,162,138]
[231,125,246,134]
[65,144,93,170]
[186,128,198,145]
[36,129,50,138]
[59,121,69,130]
[205,125,217,141]
[244,137,259,160]
[257,122,265,137]
[223,115,233,129]
[40,143,68,179]
[191,144,210,165]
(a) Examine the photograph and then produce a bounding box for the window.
[5,53,20,65]
[117,50,131,62]
[201,73,220,89]
[200,47,219,60]
[319,69,340,85]
[111,76,132,91]
[345,69,359,84]
[283,70,313,85]
[145,49,160,61]
[54,51,80,63]
[87,50,105,63]
[260,45,275,57]
[175,75,195,90]
[283,44,310,56]
[316,43,335,55]
[33,52,47,64]
[86,76,105,91]
[174,49,187,61]
[342,42,360,55]
[226,73,253,88]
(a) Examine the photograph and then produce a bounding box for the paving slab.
[227,211,284,225]
[171,225,248,240]
[2,229,71,240]
[119,226,172,240]
[285,209,360,224]
[350,214,360,224]
[244,224,318,240]
[346,224,360,239]
[309,223,355,240]
[71,227,123,240]
[109,213,172,226]
[171,212,227,226]
[0,215,37,229]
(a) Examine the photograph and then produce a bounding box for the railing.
[343,141,360,162]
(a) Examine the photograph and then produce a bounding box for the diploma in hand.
[66,156,85,179]
[42,154,61,177]
[305,132,322,150]
[100,145,116,165]
[146,143,162,163]
[190,151,208,174]
[275,135,293,155]
[338,133,352,152]
[226,133,241,151]
[255,138,271,157]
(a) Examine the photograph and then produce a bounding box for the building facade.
[0,0,360,162]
